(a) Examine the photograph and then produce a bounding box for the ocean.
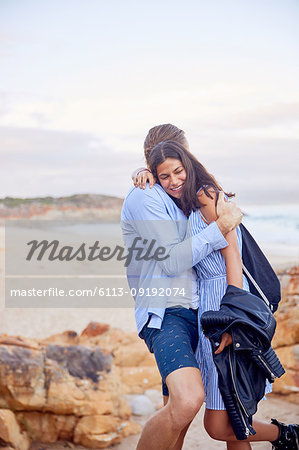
[241,203,299,267]
[60,203,299,267]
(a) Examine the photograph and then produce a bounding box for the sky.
[1,0,299,204]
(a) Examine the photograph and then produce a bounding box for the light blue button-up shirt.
[121,184,228,334]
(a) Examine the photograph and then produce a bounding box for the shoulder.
[197,187,218,223]
[125,184,168,204]
[122,184,172,220]
[197,186,217,204]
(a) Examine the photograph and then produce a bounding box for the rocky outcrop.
[0,266,297,448]
[272,266,299,403]
[0,322,161,449]
[0,410,29,450]
[0,194,123,221]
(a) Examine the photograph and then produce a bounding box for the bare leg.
[226,442,251,449]
[204,410,279,445]
[136,367,204,450]
[162,395,192,450]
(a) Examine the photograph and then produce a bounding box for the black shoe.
[271,418,299,450]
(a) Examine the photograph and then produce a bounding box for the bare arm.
[198,188,242,288]
[198,188,243,355]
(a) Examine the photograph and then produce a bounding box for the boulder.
[113,341,156,367]
[120,366,161,394]
[81,322,110,337]
[124,394,155,416]
[145,389,163,409]
[40,330,79,346]
[45,344,112,381]
[0,409,30,450]
[272,310,299,348]
[275,345,299,371]
[272,369,299,395]
[271,266,299,404]
[0,325,143,449]
[16,412,77,443]
[73,415,122,448]
[73,414,141,448]
[0,345,46,410]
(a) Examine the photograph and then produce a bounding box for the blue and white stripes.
[189,210,271,410]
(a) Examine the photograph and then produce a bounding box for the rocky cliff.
[0,267,298,449]
[272,266,299,402]
[0,194,123,221]
[0,322,161,450]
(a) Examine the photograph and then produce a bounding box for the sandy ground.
[112,395,299,449]
[29,395,299,449]
[1,225,298,449]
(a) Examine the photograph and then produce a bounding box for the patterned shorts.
[139,307,199,396]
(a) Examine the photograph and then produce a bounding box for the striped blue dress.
[189,209,272,410]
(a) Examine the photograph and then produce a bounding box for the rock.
[81,322,110,337]
[74,415,122,448]
[273,308,299,349]
[275,345,299,371]
[0,345,46,410]
[73,414,140,448]
[113,341,156,367]
[40,330,79,346]
[45,362,115,416]
[0,409,30,450]
[124,394,155,416]
[116,397,132,420]
[271,266,299,403]
[145,389,163,409]
[119,420,142,438]
[80,327,137,353]
[272,369,299,395]
[16,412,77,443]
[45,344,112,382]
[0,335,40,350]
[120,366,161,394]
[0,194,123,221]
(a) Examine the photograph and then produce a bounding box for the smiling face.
[156,158,187,198]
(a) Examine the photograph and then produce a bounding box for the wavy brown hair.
[144,124,189,165]
[148,140,234,216]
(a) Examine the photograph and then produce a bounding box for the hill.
[0,194,124,221]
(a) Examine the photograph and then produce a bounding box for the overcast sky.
[1,0,298,204]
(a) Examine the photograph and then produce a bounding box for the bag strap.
[242,263,273,311]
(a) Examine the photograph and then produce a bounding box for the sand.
[1,225,298,449]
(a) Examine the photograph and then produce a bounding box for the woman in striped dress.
[188,190,272,428]
[132,125,298,450]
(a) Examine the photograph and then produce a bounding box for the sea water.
[241,203,299,266]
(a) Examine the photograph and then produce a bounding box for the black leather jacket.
[200,285,285,440]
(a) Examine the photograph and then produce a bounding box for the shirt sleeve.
[122,187,228,276]
[148,313,162,329]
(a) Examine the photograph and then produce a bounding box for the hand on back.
[133,169,155,189]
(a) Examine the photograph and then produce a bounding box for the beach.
[1,203,298,338]
[0,211,298,449]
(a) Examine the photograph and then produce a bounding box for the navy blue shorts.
[139,307,199,396]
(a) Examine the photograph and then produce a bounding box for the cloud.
[0,126,138,198]
[1,125,298,205]
[221,102,299,130]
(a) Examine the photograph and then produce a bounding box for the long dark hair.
[148,140,234,216]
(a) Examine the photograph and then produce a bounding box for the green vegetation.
[0,197,54,207]
[0,194,123,208]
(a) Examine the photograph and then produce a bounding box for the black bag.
[239,223,281,313]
